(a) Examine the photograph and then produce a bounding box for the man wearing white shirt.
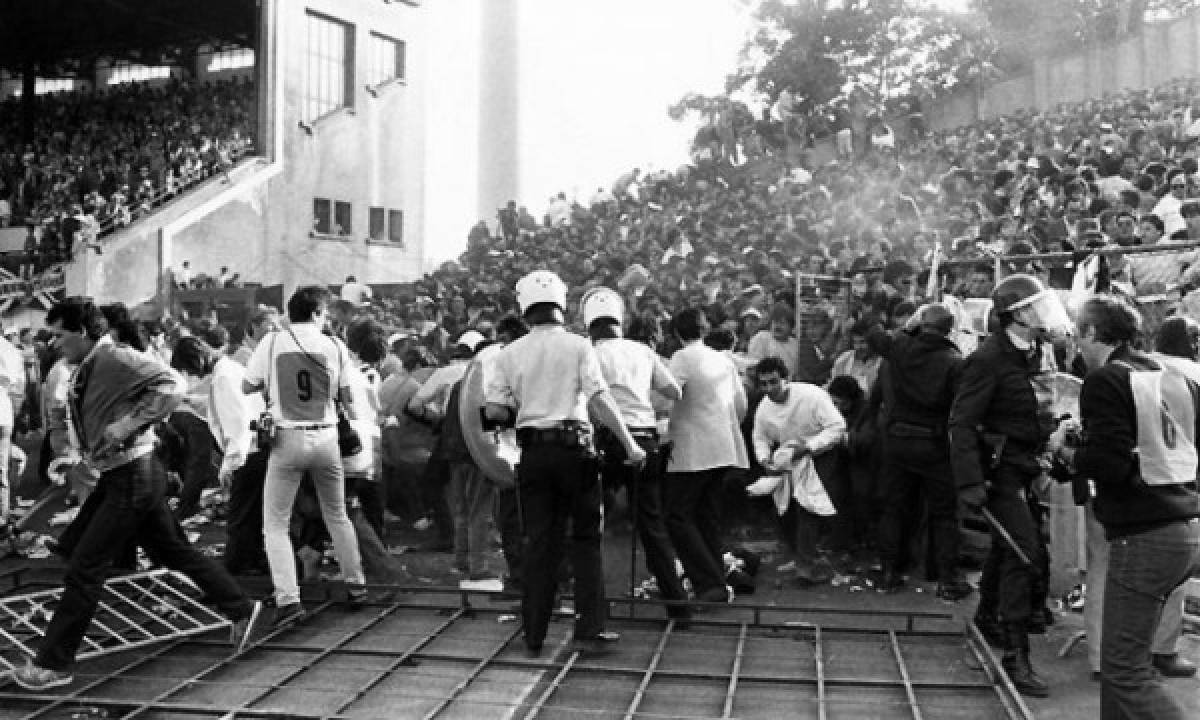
[0,330,22,524]
[171,337,269,576]
[1153,171,1189,237]
[583,288,689,618]
[746,307,800,379]
[751,356,845,584]
[665,306,748,603]
[233,305,280,367]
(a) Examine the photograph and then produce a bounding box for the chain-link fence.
[940,241,1200,342]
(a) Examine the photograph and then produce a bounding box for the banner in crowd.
[0,264,66,313]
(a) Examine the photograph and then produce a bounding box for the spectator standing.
[170,337,269,576]
[665,306,749,603]
[747,306,800,380]
[232,305,281,367]
[176,260,194,290]
[0,326,24,525]
[870,304,968,601]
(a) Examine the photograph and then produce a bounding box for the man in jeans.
[243,286,366,627]
[5,298,263,692]
[1059,295,1200,719]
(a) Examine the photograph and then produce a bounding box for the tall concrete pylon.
[477,0,520,224]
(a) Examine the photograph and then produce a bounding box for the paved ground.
[2,477,1198,718]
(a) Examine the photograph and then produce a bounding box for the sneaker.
[230,600,264,653]
[272,602,305,629]
[573,630,620,654]
[11,660,72,691]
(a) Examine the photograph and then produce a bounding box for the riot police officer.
[949,274,1072,698]
[581,287,689,619]
[485,271,646,655]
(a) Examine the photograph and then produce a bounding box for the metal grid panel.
[0,582,1033,720]
[0,569,230,673]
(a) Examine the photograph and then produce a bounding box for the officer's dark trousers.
[985,465,1045,623]
[878,435,958,581]
[518,444,606,649]
[600,436,689,617]
[223,449,269,574]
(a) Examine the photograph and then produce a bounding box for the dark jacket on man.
[868,325,962,435]
[949,330,1055,491]
[1074,346,1200,539]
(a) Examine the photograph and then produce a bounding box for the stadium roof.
[0,0,257,76]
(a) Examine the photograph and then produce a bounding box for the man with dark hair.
[869,303,968,601]
[1056,295,1200,718]
[751,355,845,584]
[664,305,749,602]
[7,298,263,691]
[172,333,269,576]
[244,285,366,627]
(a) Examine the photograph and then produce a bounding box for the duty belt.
[516,423,592,449]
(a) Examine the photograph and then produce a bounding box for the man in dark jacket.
[871,303,967,601]
[949,273,1073,698]
[1059,295,1200,720]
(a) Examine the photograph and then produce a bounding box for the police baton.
[980,507,1034,567]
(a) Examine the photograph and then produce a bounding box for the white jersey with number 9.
[246,324,348,426]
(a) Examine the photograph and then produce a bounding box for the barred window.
[304,11,355,122]
[365,33,405,87]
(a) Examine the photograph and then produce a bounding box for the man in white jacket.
[665,306,748,603]
[751,356,846,584]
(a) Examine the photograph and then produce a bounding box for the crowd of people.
[0,76,255,270]
[0,67,1197,716]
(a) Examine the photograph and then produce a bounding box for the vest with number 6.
[1127,366,1199,487]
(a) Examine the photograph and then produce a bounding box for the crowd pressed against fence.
[0,59,1199,716]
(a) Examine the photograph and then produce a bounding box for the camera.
[250,413,276,448]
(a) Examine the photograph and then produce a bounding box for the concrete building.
[61,0,429,305]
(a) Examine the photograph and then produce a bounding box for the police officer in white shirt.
[581,287,690,619]
[243,286,366,627]
[485,271,646,656]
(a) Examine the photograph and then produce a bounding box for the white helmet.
[580,287,624,329]
[515,270,568,315]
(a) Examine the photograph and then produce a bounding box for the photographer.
[1059,297,1200,719]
